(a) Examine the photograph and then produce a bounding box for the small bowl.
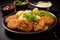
[29,0,52,11]
[14,0,29,11]
[0,4,15,16]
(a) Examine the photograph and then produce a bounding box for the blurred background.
[0,0,60,12]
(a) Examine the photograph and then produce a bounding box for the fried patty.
[17,20,33,32]
[5,15,18,23]
[7,19,20,29]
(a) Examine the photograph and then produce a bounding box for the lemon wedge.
[32,8,39,13]
[16,11,24,16]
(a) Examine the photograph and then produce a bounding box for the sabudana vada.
[33,20,45,31]
[17,20,33,32]
[5,15,18,23]
[7,19,20,29]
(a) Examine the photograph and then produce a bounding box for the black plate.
[2,11,57,34]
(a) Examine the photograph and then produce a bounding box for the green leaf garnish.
[16,0,26,5]
[37,10,53,18]
[23,11,36,22]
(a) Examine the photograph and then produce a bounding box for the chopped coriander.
[23,12,36,22]
[16,0,26,5]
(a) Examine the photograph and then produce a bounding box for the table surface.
[0,0,60,40]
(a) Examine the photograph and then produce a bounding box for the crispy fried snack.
[7,19,20,29]
[17,20,33,32]
[5,15,18,23]
[40,16,54,25]
[33,20,45,31]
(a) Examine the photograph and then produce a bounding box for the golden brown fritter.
[17,20,33,32]
[40,16,54,25]
[5,15,18,23]
[7,19,20,29]
[33,20,45,31]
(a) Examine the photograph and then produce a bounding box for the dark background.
[0,0,60,12]
[0,0,60,40]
